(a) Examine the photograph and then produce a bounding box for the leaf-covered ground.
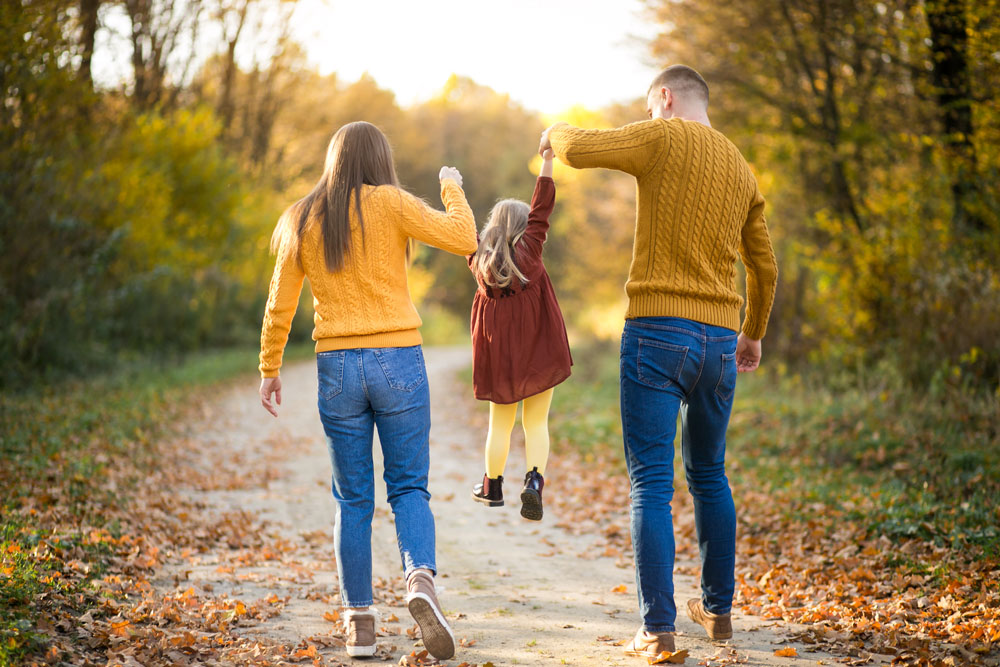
[0,347,314,666]
[3,343,997,667]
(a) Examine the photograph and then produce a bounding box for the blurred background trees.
[1,0,997,394]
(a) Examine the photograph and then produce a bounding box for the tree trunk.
[126,0,151,107]
[925,0,984,234]
[218,0,249,133]
[79,0,100,89]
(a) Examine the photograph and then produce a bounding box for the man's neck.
[672,109,712,128]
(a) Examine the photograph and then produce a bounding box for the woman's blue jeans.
[316,345,436,608]
[620,317,738,632]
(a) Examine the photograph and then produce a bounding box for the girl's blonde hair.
[473,199,531,289]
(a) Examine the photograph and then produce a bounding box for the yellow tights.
[484,387,554,478]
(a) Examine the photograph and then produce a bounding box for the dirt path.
[155,346,847,666]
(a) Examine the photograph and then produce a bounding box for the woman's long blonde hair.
[473,199,531,289]
[271,121,399,270]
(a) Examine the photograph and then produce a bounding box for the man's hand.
[735,333,762,373]
[439,166,463,187]
[539,122,568,155]
[260,376,282,417]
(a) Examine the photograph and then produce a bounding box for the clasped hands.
[538,121,568,158]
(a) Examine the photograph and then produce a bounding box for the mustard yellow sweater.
[550,118,778,339]
[259,179,477,377]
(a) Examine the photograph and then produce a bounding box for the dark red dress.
[468,176,572,404]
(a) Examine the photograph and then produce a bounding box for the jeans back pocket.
[317,350,346,400]
[637,339,689,391]
[373,346,426,392]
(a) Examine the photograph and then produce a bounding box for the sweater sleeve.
[739,187,778,340]
[549,120,667,178]
[395,179,478,255]
[522,176,555,248]
[259,228,306,378]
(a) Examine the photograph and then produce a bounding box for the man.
[539,65,778,656]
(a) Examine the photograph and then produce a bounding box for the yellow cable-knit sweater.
[550,118,778,339]
[258,178,477,377]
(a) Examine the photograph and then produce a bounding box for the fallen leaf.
[292,644,318,660]
[649,648,689,664]
[774,647,798,657]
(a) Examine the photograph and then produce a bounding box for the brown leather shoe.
[406,570,455,660]
[343,607,377,657]
[686,598,733,640]
[519,467,544,521]
[623,628,676,658]
[472,473,504,507]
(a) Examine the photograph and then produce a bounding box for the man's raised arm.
[540,120,667,179]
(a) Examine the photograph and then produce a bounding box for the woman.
[257,121,477,661]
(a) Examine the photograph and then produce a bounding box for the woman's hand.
[439,166,463,187]
[260,376,282,417]
[735,333,762,373]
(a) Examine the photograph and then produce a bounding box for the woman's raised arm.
[394,168,478,256]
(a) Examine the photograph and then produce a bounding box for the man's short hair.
[648,65,709,107]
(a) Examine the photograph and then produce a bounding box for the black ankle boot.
[472,474,504,507]
[520,467,544,521]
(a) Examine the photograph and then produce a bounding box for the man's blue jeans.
[316,346,436,608]
[620,317,738,632]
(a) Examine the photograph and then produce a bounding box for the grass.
[0,342,313,665]
[549,339,1000,555]
[549,343,623,464]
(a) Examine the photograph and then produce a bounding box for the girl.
[258,121,477,661]
[468,148,572,521]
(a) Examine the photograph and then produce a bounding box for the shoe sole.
[519,488,543,521]
[345,644,376,657]
[472,492,504,507]
[407,592,455,660]
[623,648,658,658]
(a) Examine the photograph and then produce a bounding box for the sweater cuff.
[740,319,767,341]
[549,126,572,159]
[260,367,280,379]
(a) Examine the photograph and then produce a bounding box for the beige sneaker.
[343,607,377,657]
[623,628,676,658]
[406,570,455,660]
[686,598,733,640]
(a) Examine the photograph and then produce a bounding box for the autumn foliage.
[3,0,999,665]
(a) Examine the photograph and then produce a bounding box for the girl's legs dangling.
[485,400,518,478]
[521,387,554,474]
